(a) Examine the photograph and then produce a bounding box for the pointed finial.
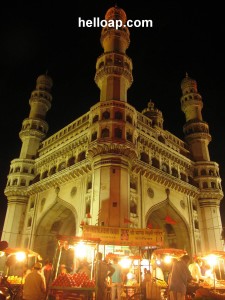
[185,72,189,78]
[46,69,48,75]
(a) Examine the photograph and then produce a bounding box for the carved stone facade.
[2,6,224,260]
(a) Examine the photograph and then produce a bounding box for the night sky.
[0,1,225,239]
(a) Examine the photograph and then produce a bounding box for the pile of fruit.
[51,272,95,288]
[7,276,24,284]
[155,279,168,288]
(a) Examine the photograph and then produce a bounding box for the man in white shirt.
[188,258,204,283]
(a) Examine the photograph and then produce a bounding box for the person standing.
[111,257,123,300]
[188,258,204,283]
[168,254,193,300]
[42,259,53,299]
[23,262,46,300]
[59,241,74,273]
[96,252,115,300]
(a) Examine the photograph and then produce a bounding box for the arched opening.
[146,204,191,255]
[33,202,76,262]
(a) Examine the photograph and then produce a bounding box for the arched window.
[115,128,122,138]
[152,157,159,168]
[158,136,165,143]
[68,156,75,166]
[126,132,132,142]
[126,115,132,124]
[203,182,208,188]
[180,173,187,182]
[20,179,26,186]
[42,170,48,179]
[78,151,86,162]
[115,111,123,120]
[98,61,104,69]
[101,128,109,138]
[91,131,97,141]
[92,115,99,123]
[201,169,207,175]
[211,182,216,188]
[102,111,110,119]
[171,168,178,178]
[13,179,18,185]
[209,169,214,176]
[49,166,56,175]
[140,152,149,164]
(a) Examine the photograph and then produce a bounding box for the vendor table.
[49,286,96,300]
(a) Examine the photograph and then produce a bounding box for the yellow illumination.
[15,252,26,262]
[205,254,218,267]
[75,242,87,258]
[164,255,172,264]
[119,257,131,269]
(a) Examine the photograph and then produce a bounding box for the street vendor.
[59,241,74,273]
[188,258,205,283]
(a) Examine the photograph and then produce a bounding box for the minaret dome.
[36,74,53,92]
[105,5,127,25]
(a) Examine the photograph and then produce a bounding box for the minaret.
[88,6,138,228]
[2,74,53,246]
[180,73,223,251]
[19,74,53,159]
[94,5,133,102]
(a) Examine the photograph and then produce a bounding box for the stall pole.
[54,246,62,279]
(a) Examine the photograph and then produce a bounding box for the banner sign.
[82,225,164,247]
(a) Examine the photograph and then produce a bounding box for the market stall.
[82,225,164,299]
[48,236,100,300]
[149,248,188,300]
[192,251,225,300]
[0,247,41,300]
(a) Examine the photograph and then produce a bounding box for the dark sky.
[1,1,225,238]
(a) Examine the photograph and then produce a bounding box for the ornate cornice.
[131,161,199,197]
[87,141,138,161]
[27,161,92,194]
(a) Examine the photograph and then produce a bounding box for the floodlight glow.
[16,252,26,261]
[164,255,172,264]
[75,242,87,258]
[119,258,131,269]
[205,254,217,266]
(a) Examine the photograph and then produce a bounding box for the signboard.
[82,225,164,247]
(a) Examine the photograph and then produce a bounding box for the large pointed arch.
[33,196,78,260]
[146,199,191,255]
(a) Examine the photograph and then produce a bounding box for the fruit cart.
[48,236,100,300]
[193,251,225,300]
[0,247,41,300]
[149,248,188,300]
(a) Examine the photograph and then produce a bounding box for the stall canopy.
[151,248,187,257]
[2,247,42,259]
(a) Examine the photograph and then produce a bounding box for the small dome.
[36,74,53,90]
[105,5,127,24]
[181,73,197,90]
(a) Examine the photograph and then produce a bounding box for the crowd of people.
[1,240,219,300]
